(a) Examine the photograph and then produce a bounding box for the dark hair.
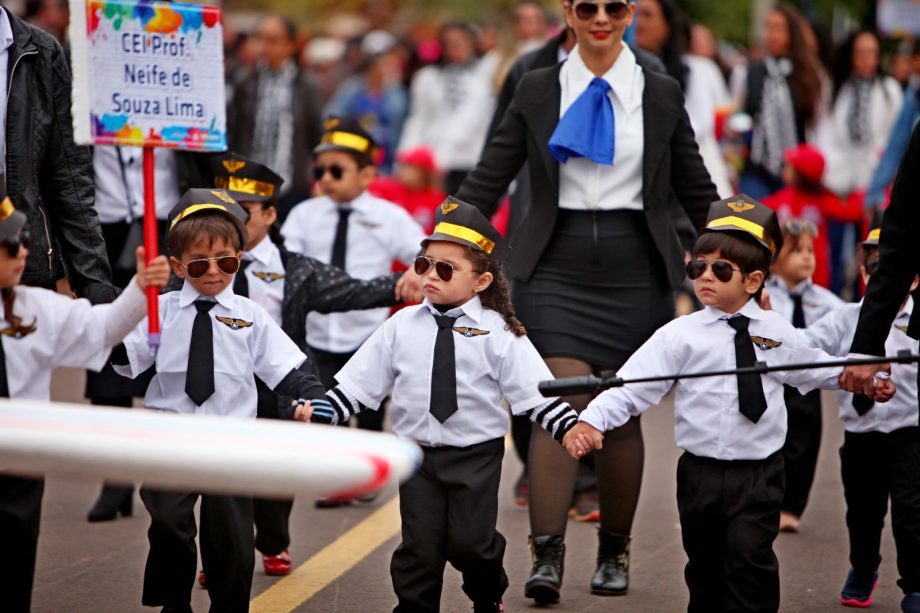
[777,224,814,257]
[831,30,886,104]
[260,201,287,248]
[771,4,824,126]
[260,14,297,44]
[465,247,526,337]
[648,0,690,90]
[790,171,826,195]
[167,212,242,259]
[1,287,37,337]
[693,231,772,301]
[317,149,374,170]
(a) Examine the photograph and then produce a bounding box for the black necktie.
[791,294,806,329]
[330,207,352,270]
[852,393,874,416]
[727,316,769,423]
[430,314,459,423]
[186,300,216,405]
[0,336,8,398]
[233,259,252,298]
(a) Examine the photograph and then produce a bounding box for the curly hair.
[466,247,526,337]
[1,287,37,337]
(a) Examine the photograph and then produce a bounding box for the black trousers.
[0,475,44,613]
[391,439,508,612]
[677,451,784,613]
[840,427,920,593]
[780,386,822,516]
[252,377,294,556]
[311,346,385,431]
[140,488,254,612]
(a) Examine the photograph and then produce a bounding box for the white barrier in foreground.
[0,400,421,498]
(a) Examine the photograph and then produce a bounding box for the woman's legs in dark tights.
[596,416,644,534]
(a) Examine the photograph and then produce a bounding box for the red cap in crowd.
[784,144,825,183]
[396,147,439,174]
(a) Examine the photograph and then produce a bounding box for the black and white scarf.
[252,61,297,188]
[847,77,873,145]
[751,56,798,178]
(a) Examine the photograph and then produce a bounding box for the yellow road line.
[249,496,401,612]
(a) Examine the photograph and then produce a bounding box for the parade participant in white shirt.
[565,196,895,613]
[765,219,843,533]
[282,117,424,440]
[0,192,170,613]
[209,152,418,578]
[802,225,920,610]
[298,198,580,613]
[114,189,328,613]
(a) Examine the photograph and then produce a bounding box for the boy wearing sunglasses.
[281,117,425,441]
[564,195,896,613]
[113,188,330,613]
[801,225,920,611]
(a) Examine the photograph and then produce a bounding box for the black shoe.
[591,528,630,596]
[160,605,193,613]
[524,534,565,605]
[472,600,503,612]
[87,485,133,522]
[839,567,878,607]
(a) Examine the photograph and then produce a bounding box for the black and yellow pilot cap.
[210,152,283,204]
[701,194,783,258]
[314,116,377,164]
[167,188,249,247]
[422,196,507,258]
[0,176,25,243]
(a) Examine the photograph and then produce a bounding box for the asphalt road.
[28,369,901,612]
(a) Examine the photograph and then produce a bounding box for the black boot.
[87,484,133,522]
[524,534,565,605]
[591,528,630,596]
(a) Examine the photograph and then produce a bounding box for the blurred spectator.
[634,0,732,196]
[735,4,825,200]
[325,30,409,173]
[369,147,445,232]
[361,0,397,32]
[889,39,914,89]
[398,22,496,194]
[303,36,349,104]
[689,23,730,84]
[512,1,549,55]
[228,15,323,218]
[22,0,67,43]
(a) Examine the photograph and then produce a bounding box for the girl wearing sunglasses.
[454,0,719,603]
[0,195,171,613]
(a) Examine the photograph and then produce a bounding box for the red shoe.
[197,569,206,589]
[570,490,600,523]
[263,550,292,576]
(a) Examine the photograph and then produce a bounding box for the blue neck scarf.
[548,77,615,166]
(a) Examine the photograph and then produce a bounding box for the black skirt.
[513,209,674,370]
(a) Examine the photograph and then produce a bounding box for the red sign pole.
[142,146,160,348]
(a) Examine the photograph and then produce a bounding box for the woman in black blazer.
[456,0,717,604]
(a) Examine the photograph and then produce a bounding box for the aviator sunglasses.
[313,164,348,181]
[686,259,742,283]
[782,219,818,237]
[182,255,240,279]
[414,255,477,283]
[569,1,630,20]
[2,230,29,258]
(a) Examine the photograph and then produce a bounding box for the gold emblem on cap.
[211,190,236,205]
[440,202,459,214]
[0,197,15,222]
[325,117,341,130]
[222,159,246,173]
[867,228,881,242]
[727,200,755,213]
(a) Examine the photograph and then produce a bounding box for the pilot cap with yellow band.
[863,226,881,247]
[314,116,377,164]
[210,152,283,204]
[422,196,507,258]
[701,194,783,259]
[167,188,249,248]
[0,177,26,243]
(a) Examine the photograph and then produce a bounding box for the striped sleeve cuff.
[324,386,366,425]
[527,398,579,442]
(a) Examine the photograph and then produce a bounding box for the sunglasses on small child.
[313,164,347,181]
[182,255,240,279]
[782,219,818,237]
[2,230,29,258]
[686,259,742,283]
[569,1,630,21]
[414,255,478,283]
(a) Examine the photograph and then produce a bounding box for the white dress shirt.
[2,282,146,400]
[580,300,843,460]
[335,296,557,447]
[0,8,14,172]
[766,277,844,328]
[117,281,306,418]
[803,298,918,433]
[93,146,180,223]
[282,190,425,353]
[557,43,645,211]
[244,236,285,326]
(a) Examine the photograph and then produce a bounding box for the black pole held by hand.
[537,351,919,397]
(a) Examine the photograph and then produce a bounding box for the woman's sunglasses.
[414,255,476,283]
[313,164,347,181]
[2,230,29,258]
[182,255,240,279]
[686,259,742,283]
[569,1,630,21]
[782,219,818,237]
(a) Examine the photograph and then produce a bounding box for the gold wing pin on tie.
[896,324,910,334]
[253,272,285,283]
[216,316,254,331]
[750,336,782,350]
[453,327,490,337]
